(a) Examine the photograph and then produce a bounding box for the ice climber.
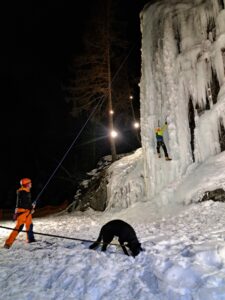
[4,178,36,249]
[155,122,172,161]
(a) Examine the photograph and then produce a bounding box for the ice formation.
[140,0,225,200]
[106,148,145,210]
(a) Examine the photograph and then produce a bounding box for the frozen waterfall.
[140,0,225,201]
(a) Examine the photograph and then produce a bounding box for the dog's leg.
[101,234,114,252]
[119,239,129,256]
[89,233,102,250]
[89,241,100,250]
[121,245,129,256]
[101,242,109,252]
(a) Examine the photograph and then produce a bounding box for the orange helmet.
[20,178,32,186]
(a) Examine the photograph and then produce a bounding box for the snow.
[106,149,145,210]
[1,150,225,299]
[2,173,225,299]
[1,0,225,299]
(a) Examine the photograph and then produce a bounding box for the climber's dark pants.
[156,141,168,157]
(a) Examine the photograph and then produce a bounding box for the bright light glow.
[134,122,140,129]
[109,110,114,115]
[129,95,133,100]
[110,130,118,138]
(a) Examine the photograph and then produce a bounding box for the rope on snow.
[0,225,125,248]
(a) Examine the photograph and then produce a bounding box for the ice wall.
[140,0,225,200]
[106,149,145,210]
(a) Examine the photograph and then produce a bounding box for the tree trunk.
[107,0,117,162]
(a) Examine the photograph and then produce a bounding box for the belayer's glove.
[31,202,35,214]
[13,213,18,221]
[13,208,18,221]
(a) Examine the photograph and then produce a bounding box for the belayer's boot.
[28,239,37,243]
[165,157,172,161]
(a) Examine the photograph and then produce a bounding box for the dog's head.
[128,242,143,257]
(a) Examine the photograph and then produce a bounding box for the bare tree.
[65,0,131,162]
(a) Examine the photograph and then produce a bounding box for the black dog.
[89,219,143,257]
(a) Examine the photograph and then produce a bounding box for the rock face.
[67,156,113,212]
[68,151,143,212]
[201,189,225,202]
[75,169,108,212]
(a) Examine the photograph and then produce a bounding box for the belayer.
[155,121,172,161]
[4,178,36,249]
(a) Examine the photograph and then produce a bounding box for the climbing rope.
[0,225,94,243]
[34,43,137,207]
[33,96,105,206]
[0,225,127,248]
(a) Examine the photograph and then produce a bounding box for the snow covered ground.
[1,143,225,300]
[1,199,225,299]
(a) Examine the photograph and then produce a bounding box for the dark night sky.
[0,1,149,208]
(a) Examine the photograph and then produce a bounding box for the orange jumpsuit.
[4,187,35,248]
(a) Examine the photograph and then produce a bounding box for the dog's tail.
[89,230,103,250]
